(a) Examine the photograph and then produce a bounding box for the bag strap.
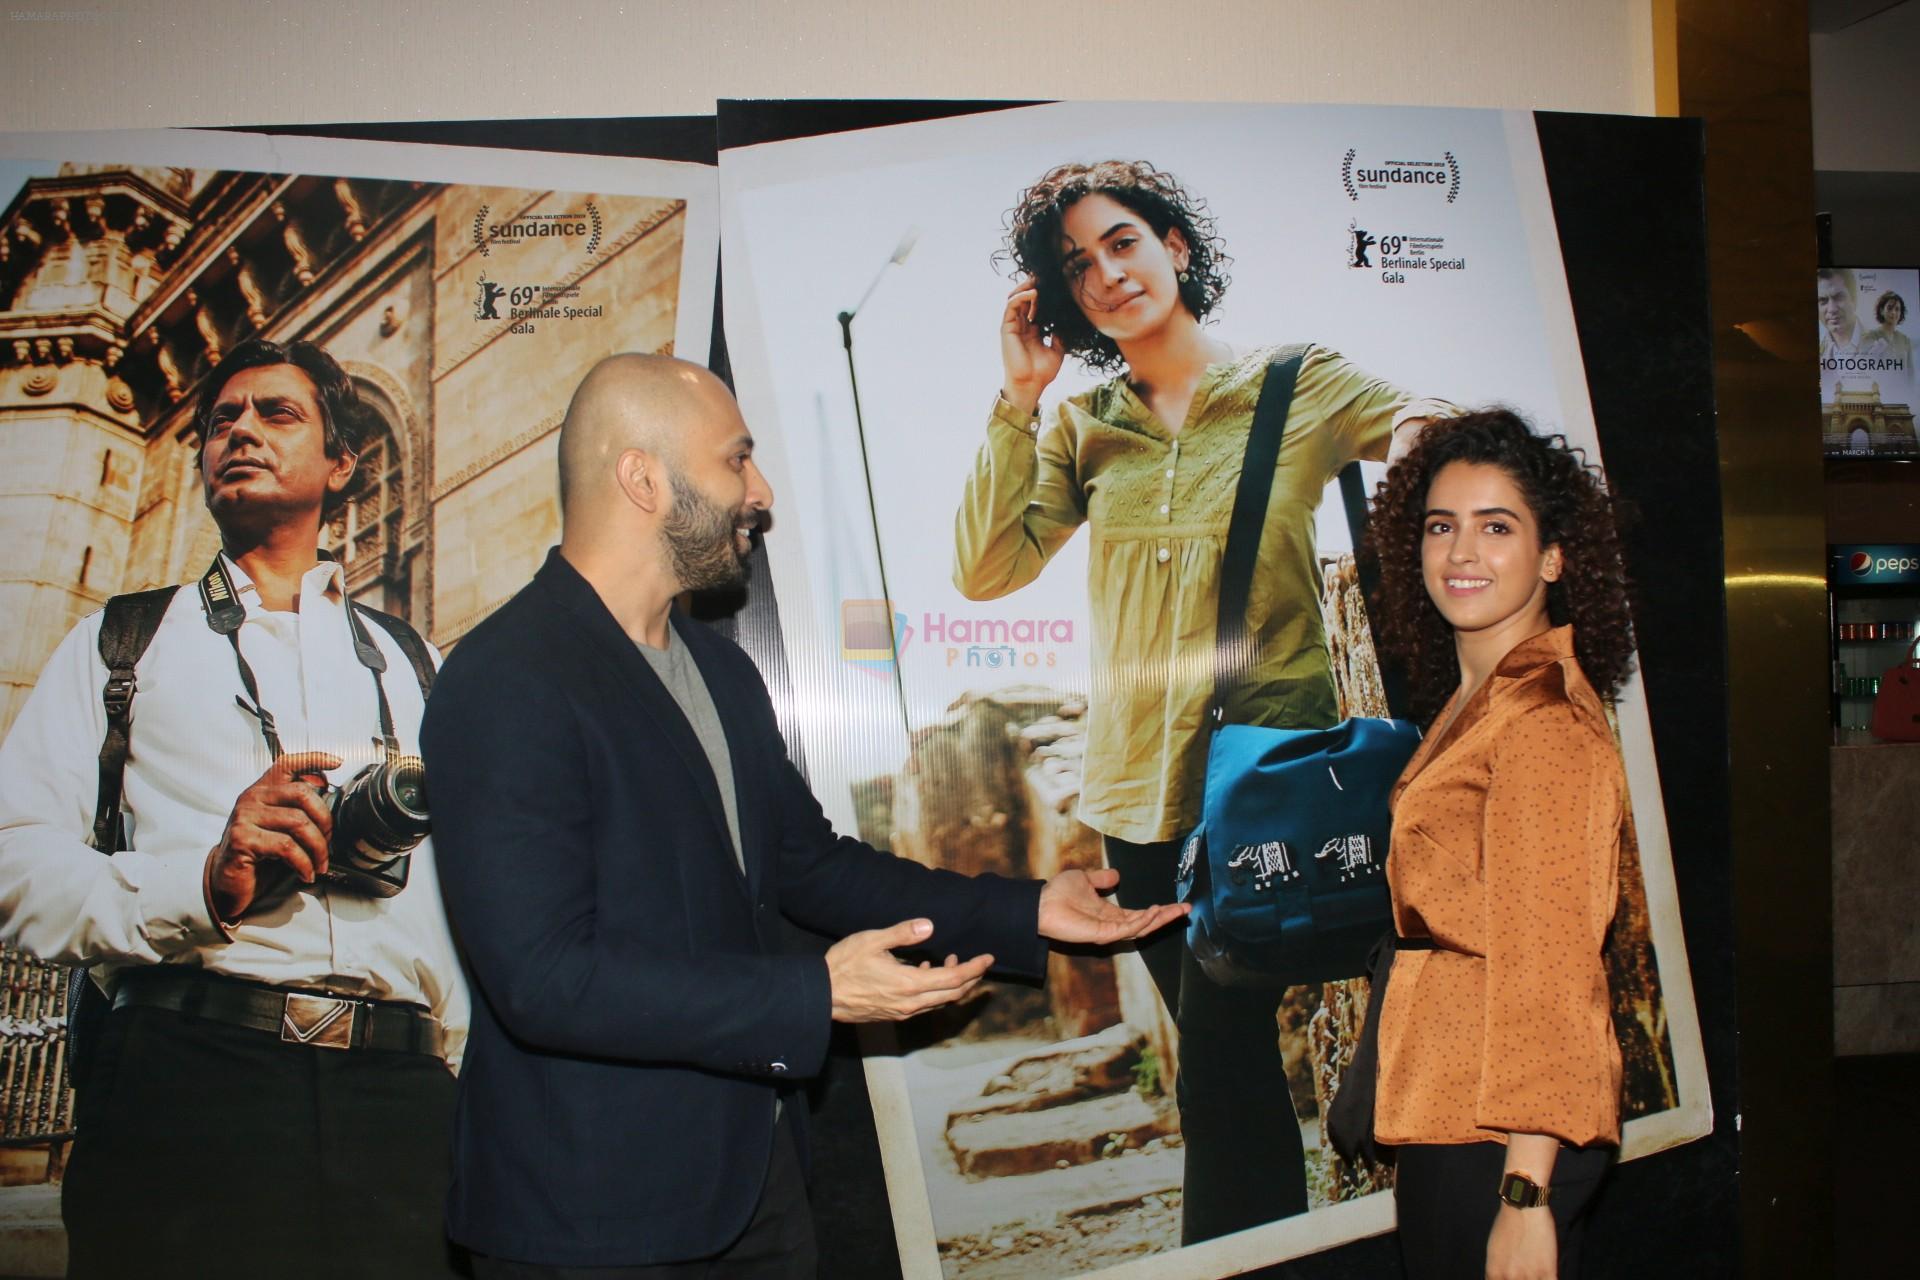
[352,603,436,701]
[1210,345,1308,725]
[91,585,182,853]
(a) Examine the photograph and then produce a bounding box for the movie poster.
[719,101,1711,1279]
[1819,265,1918,457]
[0,125,717,1266]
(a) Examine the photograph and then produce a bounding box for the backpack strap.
[351,603,436,701]
[90,586,181,854]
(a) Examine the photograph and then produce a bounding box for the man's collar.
[218,550,343,611]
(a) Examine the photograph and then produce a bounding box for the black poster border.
[1533,110,1739,1277]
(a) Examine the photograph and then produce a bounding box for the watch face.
[1499,1171,1549,1208]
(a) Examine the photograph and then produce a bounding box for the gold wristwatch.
[1498,1170,1553,1209]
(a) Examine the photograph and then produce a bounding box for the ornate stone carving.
[105,339,135,413]
[334,178,368,241]
[186,289,223,365]
[228,247,270,328]
[274,202,316,285]
[149,329,186,402]
[21,341,56,395]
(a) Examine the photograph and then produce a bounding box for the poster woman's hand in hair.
[1000,276,1065,416]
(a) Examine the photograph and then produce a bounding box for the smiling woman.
[1360,410,1638,1279]
[1418,461,1563,655]
[1364,409,1636,721]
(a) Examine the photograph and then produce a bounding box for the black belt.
[112,968,444,1058]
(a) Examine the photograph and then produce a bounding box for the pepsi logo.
[1851,552,1874,575]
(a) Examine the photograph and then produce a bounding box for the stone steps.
[947,1086,1178,1178]
[942,1026,1177,1179]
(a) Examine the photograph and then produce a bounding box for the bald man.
[421,355,1184,1278]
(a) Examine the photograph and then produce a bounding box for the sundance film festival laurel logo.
[472,202,603,258]
[1342,148,1461,203]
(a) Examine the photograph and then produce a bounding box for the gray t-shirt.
[637,628,742,873]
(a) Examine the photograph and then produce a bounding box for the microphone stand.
[837,229,918,742]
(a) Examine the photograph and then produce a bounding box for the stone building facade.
[0,161,687,735]
[1823,379,1918,456]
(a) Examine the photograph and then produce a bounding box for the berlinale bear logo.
[1349,223,1377,269]
[474,276,506,321]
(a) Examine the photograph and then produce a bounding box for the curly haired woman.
[953,159,1455,1242]
[1362,409,1636,1279]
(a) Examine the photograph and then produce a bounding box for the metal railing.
[0,944,76,1149]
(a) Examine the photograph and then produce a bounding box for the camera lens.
[377,755,429,831]
[347,754,429,856]
[327,756,430,896]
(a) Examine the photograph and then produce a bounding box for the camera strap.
[198,555,401,764]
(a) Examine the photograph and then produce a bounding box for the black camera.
[320,754,430,898]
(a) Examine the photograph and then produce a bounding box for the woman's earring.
[1177,269,1191,285]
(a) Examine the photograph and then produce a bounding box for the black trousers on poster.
[470,1115,817,1280]
[62,1001,463,1280]
[1104,834,1309,1245]
[1392,1140,1612,1280]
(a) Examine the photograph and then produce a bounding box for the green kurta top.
[954,344,1452,843]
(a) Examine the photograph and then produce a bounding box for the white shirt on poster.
[0,555,468,1067]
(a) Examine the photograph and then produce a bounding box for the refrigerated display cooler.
[1830,544,1920,743]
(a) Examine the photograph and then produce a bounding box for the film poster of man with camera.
[0,338,469,1279]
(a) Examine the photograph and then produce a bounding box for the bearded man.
[420,354,1184,1279]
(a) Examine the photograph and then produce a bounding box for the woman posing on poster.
[1871,291,1913,369]
[953,159,1453,1244]
[1364,411,1632,1279]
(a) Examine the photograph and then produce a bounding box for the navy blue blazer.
[422,549,1046,1266]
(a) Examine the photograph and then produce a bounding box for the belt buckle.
[279,992,359,1050]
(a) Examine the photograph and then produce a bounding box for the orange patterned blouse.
[1373,625,1624,1149]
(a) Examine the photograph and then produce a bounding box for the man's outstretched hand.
[826,919,993,1023]
[1037,868,1188,946]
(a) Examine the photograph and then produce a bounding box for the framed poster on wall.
[717,99,1722,1280]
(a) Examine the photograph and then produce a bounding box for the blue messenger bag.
[1173,347,1421,988]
